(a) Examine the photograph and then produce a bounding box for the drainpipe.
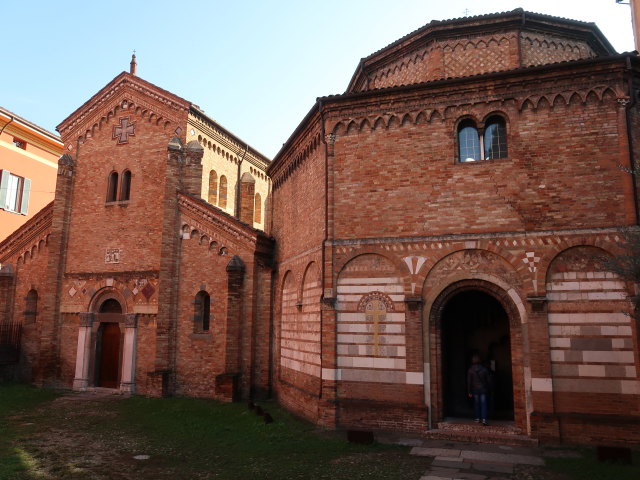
[624,56,639,224]
[0,115,14,137]
[318,98,330,402]
[234,144,248,219]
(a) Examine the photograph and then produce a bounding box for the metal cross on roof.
[112,117,136,145]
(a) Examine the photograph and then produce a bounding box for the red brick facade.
[269,10,640,445]
[1,9,639,446]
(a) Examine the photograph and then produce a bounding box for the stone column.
[73,313,94,391]
[120,313,138,393]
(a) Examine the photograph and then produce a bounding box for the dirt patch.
[8,391,190,480]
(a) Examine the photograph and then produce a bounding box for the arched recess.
[335,253,408,395]
[279,271,305,385]
[254,192,262,224]
[208,170,218,205]
[282,262,322,382]
[24,289,38,324]
[89,287,127,314]
[544,245,637,420]
[219,175,228,209]
[427,278,526,430]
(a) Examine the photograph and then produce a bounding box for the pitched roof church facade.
[1,10,639,445]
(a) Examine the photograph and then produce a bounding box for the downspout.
[318,98,331,403]
[624,56,639,224]
[0,115,14,137]
[235,144,248,219]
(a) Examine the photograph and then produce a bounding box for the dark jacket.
[467,363,490,395]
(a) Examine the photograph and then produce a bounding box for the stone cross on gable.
[112,117,136,144]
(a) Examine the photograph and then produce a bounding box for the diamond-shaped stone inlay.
[68,287,77,297]
[132,287,139,296]
[141,283,155,299]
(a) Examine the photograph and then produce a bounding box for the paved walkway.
[376,433,581,480]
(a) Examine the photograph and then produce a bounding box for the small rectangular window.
[12,138,26,150]
[0,170,31,214]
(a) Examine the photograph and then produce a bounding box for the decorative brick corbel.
[526,296,547,313]
[404,296,424,311]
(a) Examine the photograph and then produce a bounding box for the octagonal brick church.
[1,9,639,445]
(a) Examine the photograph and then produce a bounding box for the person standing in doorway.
[467,354,491,426]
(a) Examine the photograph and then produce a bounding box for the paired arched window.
[457,116,507,162]
[194,291,211,333]
[106,172,119,202]
[219,176,228,209]
[119,170,132,201]
[208,170,218,205]
[106,170,132,202]
[24,289,38,324]
[254,192,262,224]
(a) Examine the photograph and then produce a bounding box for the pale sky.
[2,1,635,158]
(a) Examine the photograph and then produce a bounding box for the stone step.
[423,424,538,447]
[437,420,523,435]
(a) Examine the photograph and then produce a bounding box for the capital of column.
[79,312,94,327]
[124,313,138,328]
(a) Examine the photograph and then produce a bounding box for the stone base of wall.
[215,373,239,402]
[277,380,320,424]
[531,411,640,446]
[336,398,428,433]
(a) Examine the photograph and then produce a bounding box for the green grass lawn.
[545,448,640,480]
[0,385,428,479]
[0,384,60,479]
[2,383,639,480]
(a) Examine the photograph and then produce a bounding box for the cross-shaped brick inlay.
[112,117,136,145]
[365,299,386,356]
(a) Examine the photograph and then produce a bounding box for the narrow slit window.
[194,291,211,332]
[208,170,218,205]
[107,171,118,202]
[120,170,132,201]
[219,175,228,209]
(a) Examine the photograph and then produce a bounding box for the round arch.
[89,287,127,314]
[425,278,528,432]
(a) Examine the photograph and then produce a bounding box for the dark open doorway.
[441,290,514,420]
[96,299,122,388]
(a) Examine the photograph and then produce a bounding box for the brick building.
[1,9,639,446]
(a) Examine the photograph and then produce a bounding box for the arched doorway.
[441,290,514,420]
[96,299,122,388]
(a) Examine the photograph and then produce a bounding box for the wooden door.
[98,323,121,388]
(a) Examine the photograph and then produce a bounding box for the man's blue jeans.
[473,393,487,421]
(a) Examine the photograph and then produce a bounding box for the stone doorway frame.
[73,288,138,393]
[426,279,528,433]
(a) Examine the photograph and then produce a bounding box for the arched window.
[457,116,508,162]
[24,289,38,324]
[194,291,211,332]
[208,170,218,205]
[458,120,481,162]
[254,192,262,224]
[219,175,228,209]
[483,116,508,160]
[106,171,118,202]
[119,170,132,201]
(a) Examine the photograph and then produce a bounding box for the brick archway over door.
[428,279,527,432]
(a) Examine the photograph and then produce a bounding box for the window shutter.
[20,178,31,215]
[0,170,9,209]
